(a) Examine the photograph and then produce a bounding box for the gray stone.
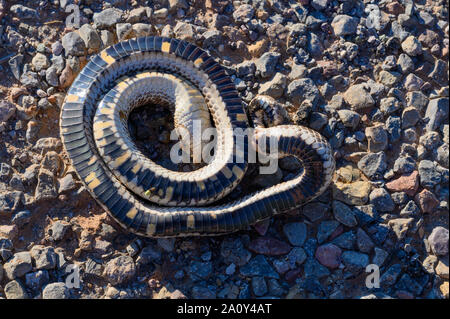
[401,107,420,128]
[356,228,374,253]
[31,53,49,71]
[255,52,280,79]
[379,97,400,115]
[11,210,31,228]
[3,252,32,279]
[400,200,420,217]
[428,226,449,256]
[337,109,360,129]
[372,247,388,267]
[437,144,449,168]
[48,221,70,241]
[93,8,123,29]
[406,91,428,111]
[380,264,402,286]
[418,160,441,188]
[116,23,133,41]
[317,220,340,244]
[397,53,414,74]
[302,202,328,222]
[343,84,375,110]
[393,156,416,174]
[283,222,307,246]
[424,98,448,131]
[239,255,279,279]
[331,15,358,36]
[0,191,24,214]
[220,238,251,266]
[61,32,85,56]
[287,78,320,107]
[45,66,59,87]
[79,24,101,51]
[401,36,423,56]
[341,251,369,274]
[188,261,212,281]
[42,282,70,299]
[332,231,355,250]
[20,71,40,88]
[25,270,50,290]
[311,0,329,11]
[303,257,330,278]
[369,188,395,212]
[358,152,387,179]
[103,256,136,285]
[4,280,28,299]
[251,277,267,297]
[30,245,57,270]
[233,4,254,24]
[333,200,358,227]
[430,59,448,86]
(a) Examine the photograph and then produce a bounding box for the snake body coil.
[60,36,335,237]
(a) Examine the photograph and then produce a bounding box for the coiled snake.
[60,36,335,237]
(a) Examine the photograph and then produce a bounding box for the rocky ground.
[0,0,449,299]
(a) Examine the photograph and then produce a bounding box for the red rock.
[284,268,302,282]
[59,64,75,89]
[315,244,342,269]
[253,219,270,236]
[385,1,404,15]
[247,237,291,256]
[385,171,419,196]
[414,189,439,213]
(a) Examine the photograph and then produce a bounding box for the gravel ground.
[0,0,448,299]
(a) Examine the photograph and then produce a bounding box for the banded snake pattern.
[60,36,335,237]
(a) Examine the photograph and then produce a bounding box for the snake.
[60,36,335,237]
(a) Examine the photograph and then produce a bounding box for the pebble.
[93,8,123,29]
[255,52,280,79]
[4,280,28,299]
[343,84,375,110]
[42,282,70,299]
[341,251,369,274]
[424,98,448,131]
[366,124,388,152]
[61,32,86,57]
[103,256,136,285]
[3,251,32,279]
[332,181,371,206]
[315,244,342,269]
[414,189,439,213]
[401,36,423,56]
[385,171,419,196]
[239,255,279,279]
[369,188,395,212]
[247,237,291,256]
[331,15,358,36]
[282,222,307,246]
[220,238,251,266]
[356,228,375,253]
[357,152,387,180]
[428,227,449,256]
[332,200,358,227]
[388,218,414,239]
[418,160,441,188]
